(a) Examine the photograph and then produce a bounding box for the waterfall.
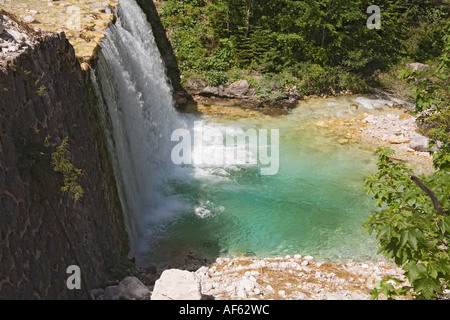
[90,0,384,266]
[93,0,188,266]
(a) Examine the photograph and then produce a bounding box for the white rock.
[239,278,256,292]
[296,292,307,300]
[226,285,236,295]
[327,273,336,279]
[326,294,341,300]
[201,282,214,292]
[196,266,209,276]
[236,286,247,299]
[151,269,202,300]
[301,260,309,266]
[23,15,36,24]
[294,254,302,260]
[409,136,429,152]
[405,62,430,71]
[304,256,314,261]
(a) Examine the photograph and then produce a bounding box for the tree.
[363,22,450,300]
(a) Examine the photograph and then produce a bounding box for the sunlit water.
[149,97,390,264]
[94,0,394,267]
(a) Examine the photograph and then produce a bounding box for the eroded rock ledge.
[94,255,411,300]
[0,0,118,64]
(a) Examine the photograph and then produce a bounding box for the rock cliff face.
[136,0,193,109]
[0,12,127,299]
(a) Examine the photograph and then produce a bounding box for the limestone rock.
[405,62,430,72]
[388,135,410,144]
[103,285,120,300]
[117,276,151,300]
[151,269,202,300]
[186,78,207,91]
[409,136,429,152]
[225,80,250,97]
[23,16,36,24]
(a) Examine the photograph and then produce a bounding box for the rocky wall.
[0,14,128,299]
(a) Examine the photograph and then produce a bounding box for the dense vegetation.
[363,21,449,300]
[159,0,448,97]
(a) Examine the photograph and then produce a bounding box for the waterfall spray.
[93,0,186,266]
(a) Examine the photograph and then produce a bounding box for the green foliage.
[49,137,84,202]
[401,22,450,170]
[364,24,450,300]
[37,85,46,96]
[363,148,450,300]
[370,277,412,300]
[16,132,84,202]
[159,0,448,94]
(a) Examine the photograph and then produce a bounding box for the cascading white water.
[93,0,188,266]
[91,0,398,266]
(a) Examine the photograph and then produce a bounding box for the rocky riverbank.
[93,254,412,300]
[308,97,435,175]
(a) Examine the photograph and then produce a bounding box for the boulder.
[90,288,104,299]
[201,85,221,96]
[103,285,120,300]
[224,80,250,97]
[409,136,429,152]
[186,78,207,91]
[405,62,430,72]
[151,269,202,300]
[388,135,410,144]
[23,16,36,24]
[117,276,151,300]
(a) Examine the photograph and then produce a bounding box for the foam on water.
[93,0,396,266]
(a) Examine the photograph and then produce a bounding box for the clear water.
[95,0,388,267]
[150,97,385,264]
